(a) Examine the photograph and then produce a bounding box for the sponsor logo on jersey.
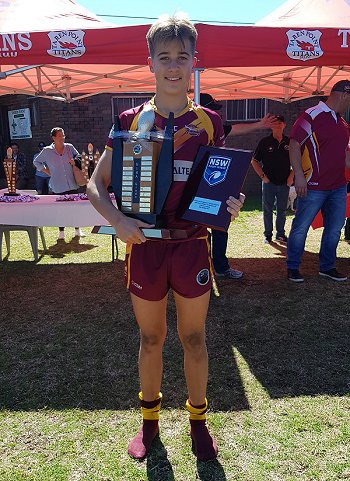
[185,124,201,136]
[47,30,86,59]
[196,269,210,286]
[131,280,143,290]
[204,156,231,187]
[286,29,323,61]
[173,159,193,181]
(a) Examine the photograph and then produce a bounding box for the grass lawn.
[1,200,349,481]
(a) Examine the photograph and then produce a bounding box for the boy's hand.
[113,216,154,244]
[227,193,245,221]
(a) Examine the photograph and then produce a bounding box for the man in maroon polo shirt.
[287,80,350,282]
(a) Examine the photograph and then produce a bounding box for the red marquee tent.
[1,0,350,102]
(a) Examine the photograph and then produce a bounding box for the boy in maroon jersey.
[87,13,244,462]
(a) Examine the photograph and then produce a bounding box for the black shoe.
[319,269,347,281]
[264,236,272,244]
[276,235,288,243]
[288,269,304,282]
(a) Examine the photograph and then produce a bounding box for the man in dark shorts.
[87,14,244,462]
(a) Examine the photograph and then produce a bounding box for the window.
[111,95,152,120]
[226,99,268,122]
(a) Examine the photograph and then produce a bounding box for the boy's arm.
[87,149,153,244]
[230,113,276,136]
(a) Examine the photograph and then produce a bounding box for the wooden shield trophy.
[111,105,174,239]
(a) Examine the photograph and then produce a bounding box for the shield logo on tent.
[286,29,323,62]
[47,30,86,60]
[204,155,231,187]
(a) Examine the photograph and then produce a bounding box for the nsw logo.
[286,29,323,62]
[47,30,86,59]
[204,155,231,187]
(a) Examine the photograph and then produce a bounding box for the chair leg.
[5,231,10,254]
[39,227,47,251]
[27,227,39,261]
[0,230,11,261]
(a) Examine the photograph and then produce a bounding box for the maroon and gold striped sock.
[186,398,218,461]
[127,392,162,460]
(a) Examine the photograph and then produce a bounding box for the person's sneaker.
[319,269,347,281]
[75,228,86,238]
[57,231,65,240]
[215,267,243,279]
[276,234,288,243]
[287,269,304,282]
[264,236,272,244]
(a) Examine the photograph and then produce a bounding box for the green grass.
[1,206,349,480]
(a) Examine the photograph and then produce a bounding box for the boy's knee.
[182,332,205,352]
[141,332,165,351]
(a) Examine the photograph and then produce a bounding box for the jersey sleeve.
[213,114,225,147]
[290,112,313,146]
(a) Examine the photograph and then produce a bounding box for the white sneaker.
[75,228,86,238]
[57,231,65,240]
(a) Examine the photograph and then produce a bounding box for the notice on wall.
[8,108,32,139]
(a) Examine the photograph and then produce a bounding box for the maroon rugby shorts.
[125,237,213,300]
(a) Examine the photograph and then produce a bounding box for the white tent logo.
[47,30,86,59]
[286,29,323,62]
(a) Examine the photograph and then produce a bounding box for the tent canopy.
[1,0,350,102]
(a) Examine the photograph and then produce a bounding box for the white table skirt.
[0,191,112,227]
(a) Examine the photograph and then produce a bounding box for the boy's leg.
[128,293,168,459]
[174,291,218,461]
[174,291,210,405]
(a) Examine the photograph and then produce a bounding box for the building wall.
[0,94,322,195]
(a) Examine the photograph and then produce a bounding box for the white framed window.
[111,95,152,120]
[226,99,268,122]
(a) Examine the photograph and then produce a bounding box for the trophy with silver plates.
[111,104,174,239]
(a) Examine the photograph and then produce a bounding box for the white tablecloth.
[0,191,111,227]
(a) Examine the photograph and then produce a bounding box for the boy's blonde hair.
[146,13,198,58]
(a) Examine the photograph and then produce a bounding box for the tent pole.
[193,68,204,103]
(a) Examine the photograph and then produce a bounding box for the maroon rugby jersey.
[290,101,349,190]
[106,97,224,238]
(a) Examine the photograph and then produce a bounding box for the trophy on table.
[80,143,101,182]
[110,104,174,239]
[3,147,19,196]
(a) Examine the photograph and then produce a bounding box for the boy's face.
[148,38,196,97]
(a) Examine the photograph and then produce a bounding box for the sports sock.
[186,398,218,461]
[127,392,162,459]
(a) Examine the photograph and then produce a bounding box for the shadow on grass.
[197,459,227,481]
[44,237,97,258]
[0,250,349,412]
[146,437,175,481]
